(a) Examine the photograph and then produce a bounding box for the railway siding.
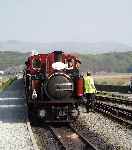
[94,92,132,125]
[96,92,132,106]
[73,112,132,150]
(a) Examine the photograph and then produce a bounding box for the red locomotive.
[24,51,83,122]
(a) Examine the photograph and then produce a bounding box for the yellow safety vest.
[84,76,96,93]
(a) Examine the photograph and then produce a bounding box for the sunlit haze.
[0,0,132,46]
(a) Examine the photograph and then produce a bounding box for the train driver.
[67,58,74,70]
[75,58,81,69]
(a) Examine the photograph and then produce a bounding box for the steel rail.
[49,125,98,150]
[94,101,132,125]
[48,126,67,150]
[69,125,99,150]
[96,95,132,106]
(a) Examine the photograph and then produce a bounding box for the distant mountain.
[0,40,132,54]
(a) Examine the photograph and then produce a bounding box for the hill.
[80,51,132,73]
[0,51,132,73]
[0,51,28,70]
[0,41,132,54]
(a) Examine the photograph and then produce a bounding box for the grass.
[0,76,17,91]
[93,73,132,85]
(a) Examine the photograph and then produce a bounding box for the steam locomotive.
[24,51,84,122]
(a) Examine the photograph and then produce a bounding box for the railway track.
[32,124,98,150]
[49,125,98,150]
[29,93,132,150]
[29,91,132,150]
[96,92,132,106]
[32,126,60,150]
[94,100,132,125]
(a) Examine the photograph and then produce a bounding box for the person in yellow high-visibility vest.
[84,72,96,112]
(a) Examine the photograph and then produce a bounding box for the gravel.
[3,79,132,150]
[72,111,132,150]
[32,127,59,150]
[0,79,34,150]
[0,123,34,150]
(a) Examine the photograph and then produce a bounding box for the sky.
[0,0,132,46]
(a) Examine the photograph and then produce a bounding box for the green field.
[0,76,16,91]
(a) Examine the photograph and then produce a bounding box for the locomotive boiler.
[24,51,83,122]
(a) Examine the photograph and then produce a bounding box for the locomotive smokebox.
[45,73,73,100]
[54,51,62,62]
